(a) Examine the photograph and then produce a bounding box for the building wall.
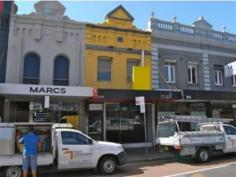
[149,16,236,91]
[84,6,152,89]
[0,1,13,83]
[6,2,85,86]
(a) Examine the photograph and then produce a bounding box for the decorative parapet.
[148,18,236,43]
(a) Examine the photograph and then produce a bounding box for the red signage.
[92,88,98,99]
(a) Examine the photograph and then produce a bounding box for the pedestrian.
[19,125,41,177]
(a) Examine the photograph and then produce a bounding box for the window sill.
[215,84,223,87]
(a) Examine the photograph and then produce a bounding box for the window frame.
[188,65,198,84]
[214,69,223,86]
[223,125,236,135]
[61,131,91,145]
[164,63,176,83]
[97,57,112,82]
[23,53,40,85]
[127,59,140,83]
[53,55,69,86]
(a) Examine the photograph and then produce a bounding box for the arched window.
[53,55,69,86]
[23,53,40,84]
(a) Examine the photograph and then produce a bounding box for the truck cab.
[0,123,126,177]
[54,128,126,174]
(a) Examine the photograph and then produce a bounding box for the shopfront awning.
[183,89,236,102]
[90,88,182,103]
[0,83,93,98]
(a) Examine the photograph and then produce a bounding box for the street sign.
[135,96,145,113]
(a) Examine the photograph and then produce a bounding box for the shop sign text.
[29,86,66,95]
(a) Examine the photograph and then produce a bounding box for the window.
[214,70,223,86]
[23,53,40,84]
[117,36,123,43]
[97,57,112,81]
[232,75,236,86]
[188,65,198,84]
[61,131,91,145]
[53,55,69,86]
[164,63,175,83]
[127,59,139,82]
[223,126,236,135]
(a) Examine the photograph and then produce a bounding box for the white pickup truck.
[0,123,126,177]
[156,116,236,162]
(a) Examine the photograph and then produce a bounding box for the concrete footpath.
[125,147,175,163]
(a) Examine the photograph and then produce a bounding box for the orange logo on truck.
[64,150,74,160]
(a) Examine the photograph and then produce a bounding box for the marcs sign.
[29,86,66,94]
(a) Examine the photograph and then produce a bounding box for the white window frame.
[164,63,176,83]
[232,75,236,87]
[188,65,198,84]
[214,70,223,86]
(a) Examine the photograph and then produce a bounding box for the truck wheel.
[196,148,209,163]
[98,156,117,175]
[2,166,22,177]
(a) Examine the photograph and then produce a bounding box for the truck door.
[58,130,94,169]
[223,125,236,152]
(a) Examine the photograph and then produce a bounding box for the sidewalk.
[125,147,175,163]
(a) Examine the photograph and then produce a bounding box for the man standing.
[19,125,41,177]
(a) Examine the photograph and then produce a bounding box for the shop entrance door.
[105,103,153,145]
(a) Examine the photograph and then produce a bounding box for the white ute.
[0,123,126,177]
[156,116,236,162]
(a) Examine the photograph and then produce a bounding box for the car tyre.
[98,156,117,175]
[196,148,210,163]
[2,166,22,177]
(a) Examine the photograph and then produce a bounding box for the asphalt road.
[38,154,236,177]
[165,163,236,177]
[1,154,234,177]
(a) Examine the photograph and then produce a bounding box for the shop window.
[23,53,40,84]
[53,55,69,86]
[188,65,198,84]
[105,103,152,144]
[127,59,140,82]
[214,69,223,86]
[97,57,112,81]
[164,63,175,83]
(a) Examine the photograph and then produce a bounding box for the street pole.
[144,109,148,155]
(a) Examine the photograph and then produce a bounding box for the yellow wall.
[84,6,152,90]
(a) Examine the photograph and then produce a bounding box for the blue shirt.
[19,132,40,157]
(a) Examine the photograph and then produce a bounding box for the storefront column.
[103,103,106,141]
[3,98,10,122]
[79,100,86,133]
[151,104,156,145]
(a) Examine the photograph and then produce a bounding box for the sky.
[15,1,236,34]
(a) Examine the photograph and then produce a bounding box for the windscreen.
[157,121,177,137]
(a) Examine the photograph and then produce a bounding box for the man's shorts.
[22,155,37,171]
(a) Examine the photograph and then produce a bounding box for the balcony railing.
[149,18,236,43]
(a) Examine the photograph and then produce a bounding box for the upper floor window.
[188,65,198,84]
[117,36,123,43]
[97,57,112,81]
[214,69,223,86]
[23,53,40,85]
[164,63,175,83]
[127,59,140,82]
[232,75,236,87]
[53,55,69,86]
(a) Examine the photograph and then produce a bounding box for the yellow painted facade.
[85,5,152,90]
